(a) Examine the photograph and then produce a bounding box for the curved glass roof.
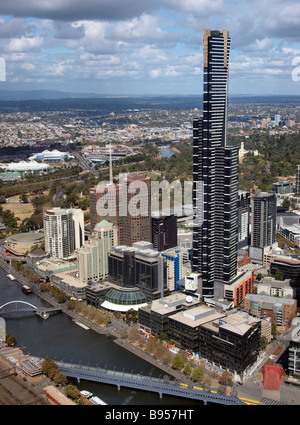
[105,288,147,306]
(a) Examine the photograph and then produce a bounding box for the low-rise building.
[244,293,297,326]
[270,256,300,282]
[257,276,295,299]
[138,292,200,336]
[4,231,44,256]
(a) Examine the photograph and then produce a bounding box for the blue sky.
[0,0,300,95]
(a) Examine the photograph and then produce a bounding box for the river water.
[0,266,200,406]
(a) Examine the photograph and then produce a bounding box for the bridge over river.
[0,301,62,319]
[31,356,249,405]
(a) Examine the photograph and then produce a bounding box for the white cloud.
[7,36,43,52]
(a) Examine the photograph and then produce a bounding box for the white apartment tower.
[43,207,84,259]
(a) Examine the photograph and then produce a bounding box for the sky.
[0,0,300,96]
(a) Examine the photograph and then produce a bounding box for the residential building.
[296,165,300,195]
[288,324,300,378]
[257,276,295,299]
[43,207,84,259]
[249,192,277,264]
[77,220,118,284]
[237,190,251,249]
[160,248,183,292]
[192,30,239,300]
[223,271,253,307]
[244,293,297,326]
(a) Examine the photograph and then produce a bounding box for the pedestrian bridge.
[31,357,246,406]
[0,301,62,320]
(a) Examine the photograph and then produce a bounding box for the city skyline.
[0,0,299,96]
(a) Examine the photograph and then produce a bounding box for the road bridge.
[0,301,62,320]
[31,357,246,405]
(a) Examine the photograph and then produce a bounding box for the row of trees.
[42,357,67,387]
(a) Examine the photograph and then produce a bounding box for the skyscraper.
[43,207,84,259]
[192,30,238,300]
[296,165,300,195]
[89,172,151,246]
[249,192,276,264]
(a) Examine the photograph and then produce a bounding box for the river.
[0,266,200,406]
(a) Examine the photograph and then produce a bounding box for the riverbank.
[0,258,193,385]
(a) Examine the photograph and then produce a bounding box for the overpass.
[0,301,62,320]
[31,357,247,405]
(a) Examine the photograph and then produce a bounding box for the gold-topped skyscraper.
[192,30,239,300]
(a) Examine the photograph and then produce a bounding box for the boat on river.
[80,390,93,398]
[22,285,33,295]
[89,396,107,405]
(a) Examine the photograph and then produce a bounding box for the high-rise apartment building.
[237,191,251,249]
[90,172,151,246]
[77,219,118,284]
[296,165,300,195]
[192,30,238,300]
[249,192,277,265]
[43,207,84,259]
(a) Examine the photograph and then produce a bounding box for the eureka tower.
[192,30,238,300]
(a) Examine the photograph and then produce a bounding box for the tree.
[274,269,285,281]
[19,194,28,203]
[42,357,59,380]
[183,364,192,376]
[281,199,291,211]
[218,370,233,387]
[260,335,268,350]
[53,370,67,386]
[65,384,81,401]
[172,354,185,370]
[191,366,205,382]
[6,334,17,346]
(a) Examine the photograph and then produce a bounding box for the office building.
[90,172,151,246]
[108,241,169,302]
[192,30,238,300]
[249,192,276,264]
[77,220,118,284]
[270,256,300,282]
[151,214,177,251]
[43,207,84,259]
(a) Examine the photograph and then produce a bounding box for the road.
[65,143,99,176]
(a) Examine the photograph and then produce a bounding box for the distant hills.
[0,90,300,104]
[0,90,299,114]
[0,90,102,100]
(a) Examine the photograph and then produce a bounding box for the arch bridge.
[0,301,62,319]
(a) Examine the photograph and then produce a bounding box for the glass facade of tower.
[193,30,238,299]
